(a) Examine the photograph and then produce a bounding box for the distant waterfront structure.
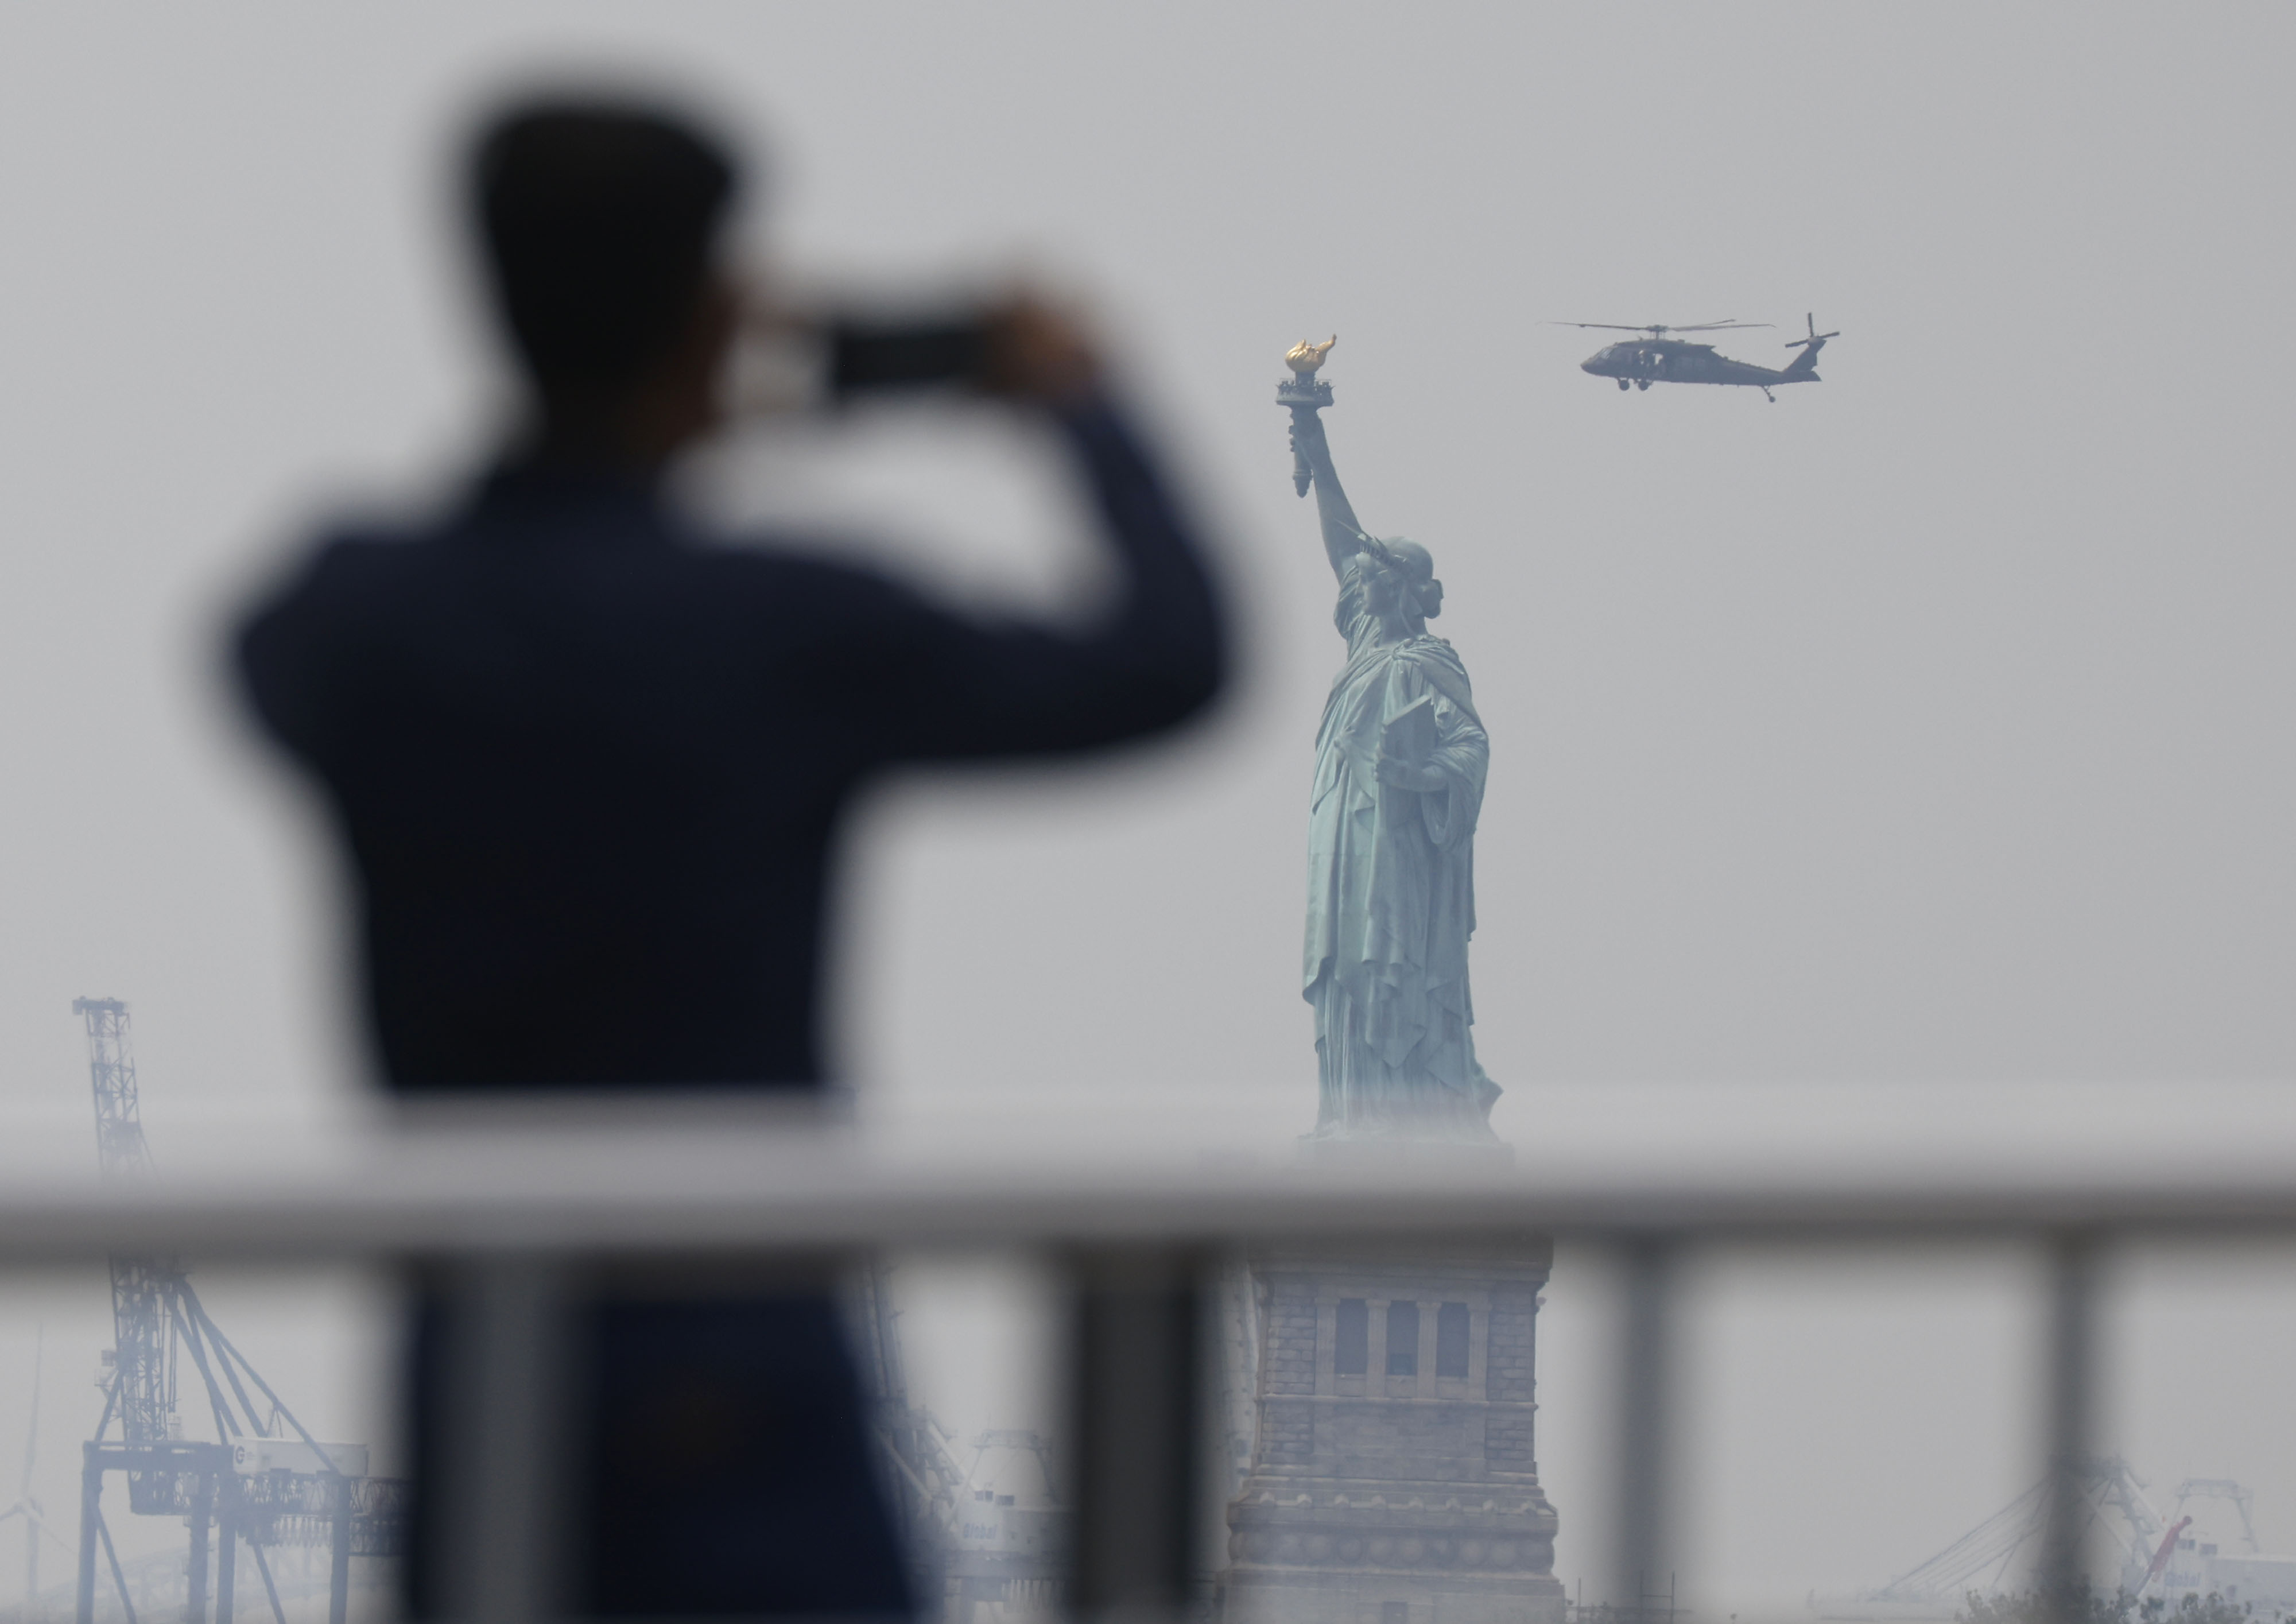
[855,1265,1066,1624]
[1213,346,1561,1624]
[1828,1462,2296,1623]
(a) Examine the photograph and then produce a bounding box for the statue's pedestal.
[1217,1229,1563,1624]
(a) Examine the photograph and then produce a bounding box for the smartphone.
[825,315,991,398]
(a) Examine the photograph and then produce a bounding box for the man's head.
[472,99,741,445]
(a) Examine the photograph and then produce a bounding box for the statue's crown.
[1285,336,1337,375]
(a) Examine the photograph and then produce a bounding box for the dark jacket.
[236,399,1224,1094]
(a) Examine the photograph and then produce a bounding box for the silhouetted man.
[235,100,1224,1617]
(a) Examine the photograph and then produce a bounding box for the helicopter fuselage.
[1580,338,1816,391]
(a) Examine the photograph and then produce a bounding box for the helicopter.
[1559,313,1839,402]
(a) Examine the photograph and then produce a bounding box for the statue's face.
[1383,539,1440,620]
[1359,559,1405,613]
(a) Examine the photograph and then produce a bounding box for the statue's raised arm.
[1278,338,1367,580]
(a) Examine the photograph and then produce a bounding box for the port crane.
[853,1262,971,1591]
[1863,1456,2171,1606]
[851,1265,1068,1620]
[2171,1480,2262,1554]
[69,999,407,1624]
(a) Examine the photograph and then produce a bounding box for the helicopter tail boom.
[1781,312,1839,380]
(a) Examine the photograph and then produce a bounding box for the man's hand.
[980,293,1103,407]
[1376,755,1445,792]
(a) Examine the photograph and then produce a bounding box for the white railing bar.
[0,1144,2293,1257]
[15,1113,2239,1622]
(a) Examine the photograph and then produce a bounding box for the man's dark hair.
[472,100,739,392]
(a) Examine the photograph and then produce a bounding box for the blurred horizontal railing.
[2,1124,2296,1254]
[9,1113,2295,1624]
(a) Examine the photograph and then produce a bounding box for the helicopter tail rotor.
[1781,313,1839,379]
[1784,312,1840,350]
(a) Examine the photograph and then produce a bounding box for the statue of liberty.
[1279,338,1500,1146]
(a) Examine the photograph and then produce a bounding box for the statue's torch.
[1278,336,1337,497]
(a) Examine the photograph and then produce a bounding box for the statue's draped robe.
[1304,560,1499,1140]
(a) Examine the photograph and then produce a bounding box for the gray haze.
[0,3,2292,1617]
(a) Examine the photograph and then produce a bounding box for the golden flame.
[1285,336,1337,375]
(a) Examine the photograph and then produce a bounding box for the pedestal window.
[1385,1300,1420,1375]
[1334,1297,1369,1376]
[1436,1301,1471,1378]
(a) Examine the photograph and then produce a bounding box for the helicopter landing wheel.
[1616,378,1630,392]
[1635,379,1651,390]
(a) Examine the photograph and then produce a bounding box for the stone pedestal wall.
[1219,1239,1564,1624]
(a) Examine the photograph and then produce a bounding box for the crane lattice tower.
[72,999,185,1517]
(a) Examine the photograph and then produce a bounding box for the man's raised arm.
[862,299,1227,762]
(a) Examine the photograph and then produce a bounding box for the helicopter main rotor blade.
[1552,318,1782,347]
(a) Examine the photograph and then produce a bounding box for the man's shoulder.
[241,522,428,625]
[276,514,930,608]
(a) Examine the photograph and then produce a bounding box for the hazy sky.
[0,4,2293,1617]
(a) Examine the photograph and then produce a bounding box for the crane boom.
[2144,1517,2193,1588]
[1874,1458,2169,1603]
